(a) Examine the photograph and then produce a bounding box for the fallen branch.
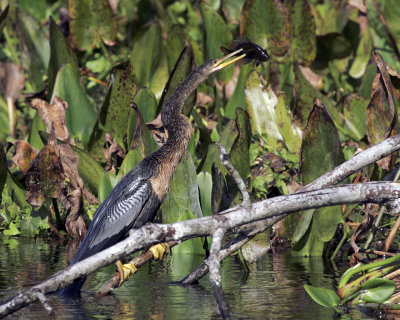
[209,227,229,319]
[1,181,400,317]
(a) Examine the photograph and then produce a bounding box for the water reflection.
[0,237,366,319]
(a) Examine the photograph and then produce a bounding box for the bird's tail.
[56,276,87,297]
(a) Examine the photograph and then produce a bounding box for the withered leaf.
[65,188,87,241]
[31,97,73,144]
[25,140,65,207]
[0,62,25,101]
[12,140,38,175]
[146,113,167,147]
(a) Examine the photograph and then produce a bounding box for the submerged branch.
[209,227,230,319]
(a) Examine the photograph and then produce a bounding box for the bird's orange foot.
[115,260,137,287]
[149,243,170,260]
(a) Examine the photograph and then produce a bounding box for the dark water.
[0,237,368,319]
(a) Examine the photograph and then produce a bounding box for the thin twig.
[385,216,400,252]
[216,143,251,210]
[364,167,400,249]
[359,249,396,257]
[209,227,230,319]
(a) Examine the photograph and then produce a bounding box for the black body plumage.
[58,158,161,296]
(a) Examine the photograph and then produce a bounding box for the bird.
[58,48,246,296]
[220,39,270,67]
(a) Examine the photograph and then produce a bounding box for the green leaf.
[165,25,187,71]
[172,211,205,255]
[69,0,96,50]
[17,10,49,90]
[384,0,400,54]
[314,206,344,242]
[289,0,316,66]
[70,144,105,195]
[161,152,202,224]
[51,64,97,147]
[300,103,345,184]
[360,279,395,303]
[69,0,116,50]
[293,64,341,128]
[157,42,195,117]
[98,172,118,203]
[3,222,20,236]
[343,94,368,141]
[288,209,314,243]
[229,108,251,181]
[47,17,79,99]
[275,94,302,153]
[99,61,138,147]
[88,61,138,157]
[242,0,290,60]
[117,150,143,181]
[20,216,41,237]
[296,101,345,255]
[291,216,325,256]
[130,88,158,153]
[304,284,340,310]
[349,28,373,79]
[311,2,348,35]
[131,23,162,87]
[197,172,212,217]
[200,2,233,82]
[225,64,251,120]
[245,70,282,147]
[27,112,46,150]
[95,0,117,46]
[6,171,28,208]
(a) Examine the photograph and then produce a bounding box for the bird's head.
[198,49,246,76]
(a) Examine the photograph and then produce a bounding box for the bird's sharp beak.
[213,49,246,71]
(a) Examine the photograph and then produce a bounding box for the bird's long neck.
[161,63,209,129]
[149,61,213,201]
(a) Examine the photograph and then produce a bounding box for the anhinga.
[59,49,246,296]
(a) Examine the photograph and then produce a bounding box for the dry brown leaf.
[146,113,167,146]
[12,140,38,175]
[25,136,65,207]
[31,97,74,144]
[65,188,87,241]
[0,62,25,101]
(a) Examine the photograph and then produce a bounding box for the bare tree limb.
[216,143,251,210]
[181,133,400,284]
[209,227,230,319]
[2,181,400,317]
[303,133,400,191]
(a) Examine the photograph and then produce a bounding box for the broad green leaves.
[292,101,345,256]
[200,2,233,82]
[69,0,116,51]
[47,17,79,98]
[304,285,340,310]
